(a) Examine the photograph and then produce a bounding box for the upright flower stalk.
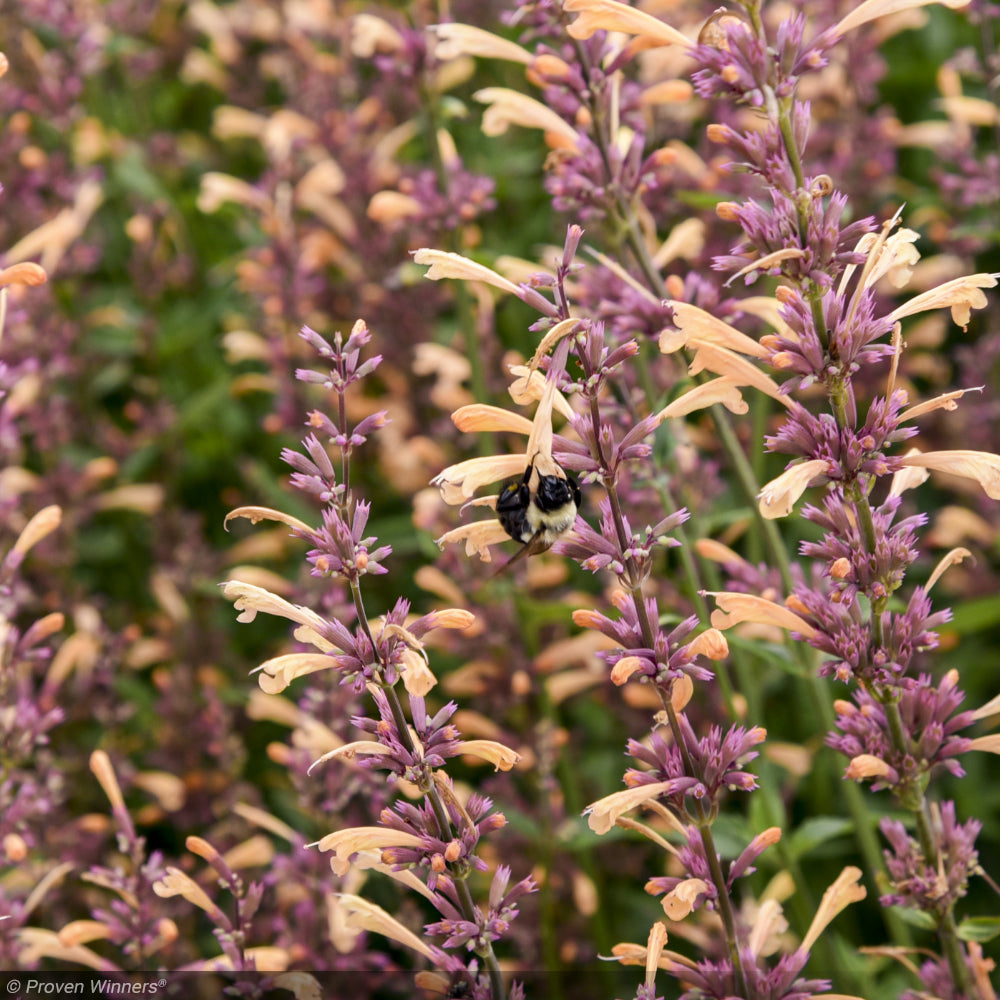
[223,320,531,1000]
[423,227,869,999]
[420,0,999,997]
[620,0,1000,995]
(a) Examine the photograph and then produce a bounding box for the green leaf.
[785,816,854,860]
[946,596,1000,634]
[890,906,938,931]
[956,915,1000,943]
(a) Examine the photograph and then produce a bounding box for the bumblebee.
[493,455,581,575]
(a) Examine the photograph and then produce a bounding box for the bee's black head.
[535,471,581,512]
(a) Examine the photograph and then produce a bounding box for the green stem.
[349,575,507,1000]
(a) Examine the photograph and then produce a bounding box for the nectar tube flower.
[433,340,582,561]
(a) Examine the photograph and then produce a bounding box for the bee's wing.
[488,529,552,579]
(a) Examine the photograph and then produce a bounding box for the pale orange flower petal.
[413,248,523,297]
[350,14,404,56]
[687,340,789,405]
[12,505,61,556]
[887,272,997,329]
[758,459,829,518]
[452,404,535,435]
[971,692,1000,721]
[430,23,533,64]
[432,453,527,503]
[152,868,218,916]
[644,922,669,987]
[610,655,647,685]
[563,0,692,48]
[308,741,393,775]
[845,754,892,780]
[683,628,729,660]
[659,378,748,418]
[661,878,709,920]
[527,317,582,371]
[367,190,423,223]
[585,781,680,834]
[728,248,806,285]
[314,827,425,876]
[799,867,866,954]
[460,739,521,771]
[435,520,510,561]
[0,262,47,288]
[89,751,126,816]
[661,302,769,357]
[473,88,580,146]
[832,0,971,39]
[507,365,576,420]
[899,449,1000,499]
[336,894,436,960]
[967,734,1000,754]
[926,547,972,592]
[222,580,314,627]
[399,648,437,697]
[224,505,313,534]
[709,592,819,639]
[899,388,972,423]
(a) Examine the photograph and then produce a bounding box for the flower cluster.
[224,321,529,998]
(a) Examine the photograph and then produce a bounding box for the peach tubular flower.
[507,365,576,420]
[526,317,583,372]
[413,248,523,297]
[643,922,669,988]
[758,459,830,518]
[659,378,749,418]
[584,781,682,834]
[398,646,436,696]
[15,929,111,972]
[460,739,521,771]
[308,741,394,775]
[367,190,422,224]
[0,262,47,288]
[845,754,892,781]
[474,88,581,148]
[687,340,789,405]
[898,449,1000,500]
[224,505,314,534]
[925,547,972,592]
[5,178,103,273]
[198,171,272,214]
[610,655,646,685]
[661,878,710,920]
[152,869,221,918]
[435,520,510,562]
[430,23,533,64]
[660,301,770,358]
[316,827,425,877]
[887,272,998,329]
[798,867,866,955]
[434,344,572,557]
[12,505,61,557]
[89,751,125,817]
[433,454,528,505]
[831,0,971,40]
[255,652,334,694]
[709,592,819,640]
[452,404,535,436]
[220,580,331,637]
[898,388,973,423]
[350,14,404,56]
[335,894,437,961]
[684,628,729,661]
[563,0,692,48]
